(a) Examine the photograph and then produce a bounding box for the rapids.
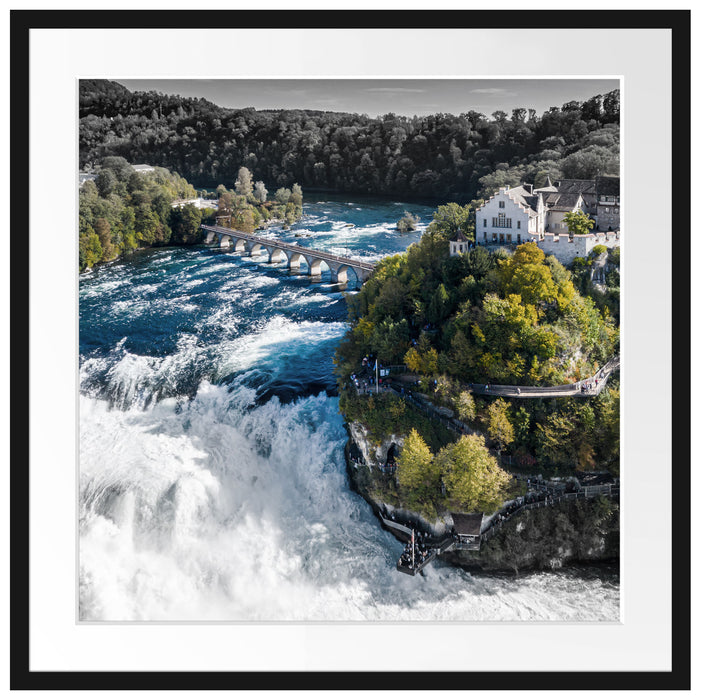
[79,195,619,621]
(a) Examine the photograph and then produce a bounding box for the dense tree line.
[78,158,304,271]
[336,216,617,386]
[79,80,619,201]
[78,156,208,270]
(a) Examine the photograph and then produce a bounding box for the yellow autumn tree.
[437,434,511,512]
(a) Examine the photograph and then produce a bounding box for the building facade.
[475,175,620,264]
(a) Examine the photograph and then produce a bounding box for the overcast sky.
[117,78,619,118]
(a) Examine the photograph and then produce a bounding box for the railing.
[479,487,618,543]
[468,355,620,398]
[381,517,412,536]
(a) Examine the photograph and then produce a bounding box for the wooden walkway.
[468,356,620,399]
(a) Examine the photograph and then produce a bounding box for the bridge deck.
[201,224,375,270]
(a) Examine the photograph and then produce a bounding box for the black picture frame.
[10,8,691,692]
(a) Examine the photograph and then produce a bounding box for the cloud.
[364,87,426,94]
[469,87,516,95]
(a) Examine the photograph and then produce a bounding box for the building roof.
[596,175,620,196]
[556,179,596,195]
[451,227,468,242]
[550,192,583,212]
[450,512,483,535]
[506,185,540,213]
[535,175,557,193]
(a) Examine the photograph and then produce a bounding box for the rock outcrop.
[345,422,619,574]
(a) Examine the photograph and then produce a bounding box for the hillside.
[79,80,620,200]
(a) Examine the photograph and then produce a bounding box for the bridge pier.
[268,247,286,263]
[308,257,324,277]
[287,251,305,271]
[248,242,267,257]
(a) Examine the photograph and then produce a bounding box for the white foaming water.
[213,316,347,381]
[79,386,619,621]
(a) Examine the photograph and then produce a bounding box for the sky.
[117,78,619,118]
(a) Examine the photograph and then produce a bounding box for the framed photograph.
[10,5,690,692]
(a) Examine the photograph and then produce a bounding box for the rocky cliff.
[345,422,619,575]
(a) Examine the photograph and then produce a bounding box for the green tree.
[371,318,410,364]
[453,391,476,422]
[486,399,515,454]
[535,412,575,466]
[95,169,117,198]
[563,210,595,237]
[169,204,202,244]
[397,429,439,506]
[79,229,102,270]
[425,202,473,241]
[289,183,303,207]
[427,283,451,325]
[438,434,510,512]
[512,405,531,446]
[497,243,558,306]
[397,211,420,232]
[94,217,115,262]
[275,187,292,204]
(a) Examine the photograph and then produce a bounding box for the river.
[78,195,619,621]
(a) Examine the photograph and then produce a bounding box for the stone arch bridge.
[201,224,375,287]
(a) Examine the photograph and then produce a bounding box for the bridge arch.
[268,247,287,263]
[287,251,307,270]
[248,242,266,257]
[308,257,330,277]
[233,237,247,253]
[330,264,358,285]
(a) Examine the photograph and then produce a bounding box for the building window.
[517,221,521,229]
[483,219,487,227]
[499,201,505,209]
[491,214,512,228]
[507,234,512,242]
[484,232,487,240]
[517,234,522,243]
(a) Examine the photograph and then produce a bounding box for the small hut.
[449,228,469,256]
[450,512,483,550]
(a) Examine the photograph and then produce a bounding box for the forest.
[336,209,620,481]
[78,157,303,271]
[78,156,205,270]
[79,80,620,202]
